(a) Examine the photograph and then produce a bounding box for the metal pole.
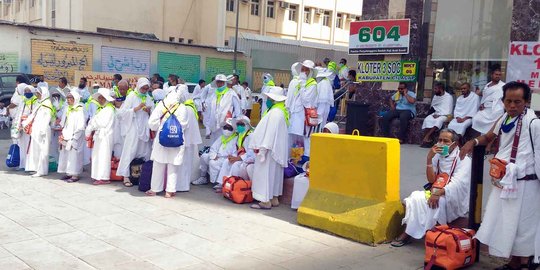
[469,145,485,262]
[233,0,240,75]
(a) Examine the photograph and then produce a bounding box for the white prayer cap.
[323,122,339,134]
[226,75,235,84]
[92,88,114,102]
[264,86,287,102]
[215,74,227,82]
[92,83,100,88]
[136,77,151,92]
[37,82,48,89]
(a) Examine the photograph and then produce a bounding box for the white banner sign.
[101,46,151,75]
[507,42,540,109]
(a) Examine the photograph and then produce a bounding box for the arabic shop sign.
[0,52,19,73]
[74,71,141,89]
[101,46,150,76]
[356,60,418,82]
[31,39,93,84]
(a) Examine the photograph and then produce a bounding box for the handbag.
[304,108,319,127]
[425,225,477,270]
[489,113,523,180]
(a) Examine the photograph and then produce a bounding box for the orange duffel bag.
[424,225,477,270]
[222,176,253,204]
[110,157,123,181]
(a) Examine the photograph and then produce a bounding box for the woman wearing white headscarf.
[57,90,86,182]
[116,77,155,187]
[11,83,37,170]
[23,86,53,177]
[249,86,289,210]
[85,88,116,185]
[221,115,256,182]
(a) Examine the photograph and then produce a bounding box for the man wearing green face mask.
[208,74,241,142]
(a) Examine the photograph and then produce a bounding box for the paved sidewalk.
[0,134,501,269]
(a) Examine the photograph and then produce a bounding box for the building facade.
[0,0,362,48]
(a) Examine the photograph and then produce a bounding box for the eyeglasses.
[223,126,233,131]
[397,87,405,90]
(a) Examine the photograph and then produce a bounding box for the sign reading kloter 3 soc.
[356,60,418,82]
[349,19,411,55]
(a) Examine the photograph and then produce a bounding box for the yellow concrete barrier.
[297,133,404,245]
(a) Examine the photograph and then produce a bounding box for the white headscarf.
[16,83,28,95]
[35,86,50,101]
[24,85,36,94]
[68,89,81,105]
[136,77,151,93]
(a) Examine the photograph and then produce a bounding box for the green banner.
[356,60,418,82]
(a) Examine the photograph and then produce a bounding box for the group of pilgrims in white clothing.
[7,58,337,210]
[397,80,540,269]
[421,68,505,147]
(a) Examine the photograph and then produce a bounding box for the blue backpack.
[159,104,184,148]
[6,144,20,168]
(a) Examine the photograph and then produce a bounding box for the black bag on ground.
[138,160,153,192]
[129,158,145,185]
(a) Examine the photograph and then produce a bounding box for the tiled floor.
[0,135,501,269]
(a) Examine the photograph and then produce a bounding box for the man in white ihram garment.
[57,90,86,182]
[286,60,318,158]
[391,129,471,247]
[448,82,480,136]
[420,82,454,147]
[201,77,215,139]
[472,68,505,134]
[314,67,334,129]
[208,74,241,142]
[23,86,53,177]
[229,74,247,114]
[461,82,540,270]
[249,86,289,210]
[116,78,155,187]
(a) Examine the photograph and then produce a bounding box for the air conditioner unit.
[279,1,289,9]
[316,9,325,14]
[240,0,249,4]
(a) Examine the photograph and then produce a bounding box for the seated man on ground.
[382,82,417,143]
[192,118,239,190]
[420,83,453,148]
[392,129,471,247]
[447,82,480,136]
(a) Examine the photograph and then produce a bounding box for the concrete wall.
[0,23,251,85]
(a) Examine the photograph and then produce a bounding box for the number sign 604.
[359,26,401,42]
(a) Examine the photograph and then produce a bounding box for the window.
[322,11,330,27]
[251,0,259,16]
[304,7,311,23]
[226,0,235,12]
[336,13,343,28]
[288,5,297,21]
[266,1,274,18]
[169,37,174,42]
[51,0,56,27]
[31,0,36,8]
